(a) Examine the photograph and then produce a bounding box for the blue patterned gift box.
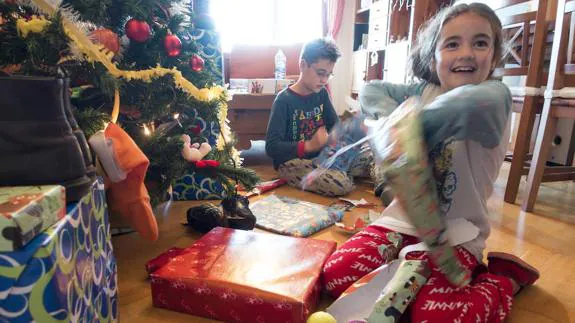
[171,172,227,201]
[171,108,228,201]
[0,178,118,322]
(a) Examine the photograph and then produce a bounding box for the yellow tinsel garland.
[18,6,239,161]
[16,15,50,38]
[15,15,226,104]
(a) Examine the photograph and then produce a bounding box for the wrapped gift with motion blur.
[147,227,336,322]
[367,95,470,288]
[0,185,65,251]
[0,178,118,322]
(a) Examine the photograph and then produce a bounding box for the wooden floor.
[113,162,575,323]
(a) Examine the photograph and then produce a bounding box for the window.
[210,0,323,52]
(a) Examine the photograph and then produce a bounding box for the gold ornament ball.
[91,29,120,53]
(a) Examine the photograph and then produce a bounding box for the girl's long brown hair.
[410,3,505,85]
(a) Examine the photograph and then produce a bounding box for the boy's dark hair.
[410,3,505,85]
[300,38,341,65]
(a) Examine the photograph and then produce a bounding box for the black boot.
[0,76,92,202]
[221,194,256,230]
[185,203,229,233]
[184,195,256,233]
[62,78,97,180]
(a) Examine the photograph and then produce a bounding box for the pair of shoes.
[487,252,540,292]
[185,194,256,233]
[0,76,93,202]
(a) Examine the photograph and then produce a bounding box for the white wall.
[329,0,355,115]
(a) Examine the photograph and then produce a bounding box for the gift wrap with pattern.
[373,97,470,288]
[367,259,431,322]
[147,227,336,323]
[327,259,430,323]
[171,108,228,201]
[0,185,65,251]
[249,195,344,237]
[171,172,227,201]
[0,178,118,322]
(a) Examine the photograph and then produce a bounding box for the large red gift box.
[147,227,336,322]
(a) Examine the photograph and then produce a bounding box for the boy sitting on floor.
[265,38,372,197]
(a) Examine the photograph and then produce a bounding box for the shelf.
[356,7,369,15]
[355,7,370,24]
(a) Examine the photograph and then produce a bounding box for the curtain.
[322,0,346,39]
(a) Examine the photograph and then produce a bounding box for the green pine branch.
[216,163,260,191]
[62,0,112,26]
[74,108,110,139]
[1,0,252,206]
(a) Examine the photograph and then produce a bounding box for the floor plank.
[113,163,575,322]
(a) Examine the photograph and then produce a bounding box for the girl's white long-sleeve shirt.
[360,80,512,260]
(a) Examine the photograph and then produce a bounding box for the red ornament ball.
[164,34,182,57]
[189,54,205,72]
[125,19,151,43]
[91,29,120,53]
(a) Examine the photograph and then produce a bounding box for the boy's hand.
[304,126,329,153]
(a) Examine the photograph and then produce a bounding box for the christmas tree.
[0,0,258,204]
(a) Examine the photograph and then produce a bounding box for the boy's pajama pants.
[321,225,514,322]
[277,148,373,197]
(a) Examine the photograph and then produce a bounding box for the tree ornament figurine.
[180,134,211,162]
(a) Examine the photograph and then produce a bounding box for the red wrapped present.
[147,227,336,322]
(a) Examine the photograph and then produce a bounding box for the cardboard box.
[0,185,65,251]
[148,227,336,322]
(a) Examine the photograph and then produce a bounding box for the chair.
[483,0,554,205]
[522,0,575,212]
